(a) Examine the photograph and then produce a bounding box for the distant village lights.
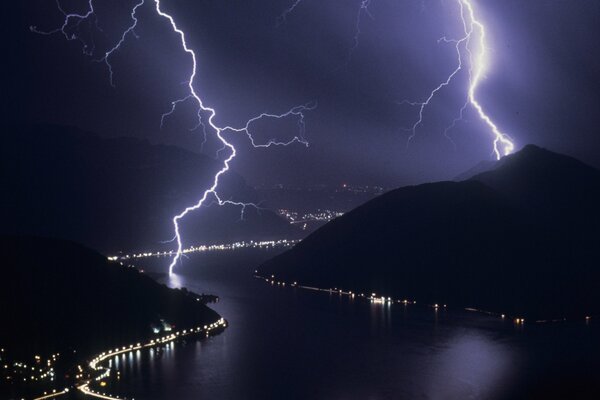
[255,273,595,326]
[107,239,298,262]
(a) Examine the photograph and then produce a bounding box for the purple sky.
[6,0,600,187]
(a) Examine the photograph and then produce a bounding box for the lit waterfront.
[108,239,299,262]
[276,209,344,225]
[6,241,596,400]
[254,272,595,326]
[253,273,533,325]
[21,319,227,400]
[108,249,600,400]
[79,318,227,400]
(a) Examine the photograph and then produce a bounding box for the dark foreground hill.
[0,236,220,360]
[1,124,297,253]
[258,145,600,320]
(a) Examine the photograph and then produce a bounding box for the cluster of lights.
[2,352,60,384]
[79,318,227,400]
[277,209,344,225]
[5,319,226,400]
[266,183,384,194]
[108,239,298,262]
[256,273,596,326]
[0,350,70,400]
[336,184,385,195]
[256,273,418,306]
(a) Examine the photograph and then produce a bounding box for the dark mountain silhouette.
[470,145,600,229]
[2,124,297,253]
[0,235,220,360]
[258,145,600,320]
[453,159,498,181]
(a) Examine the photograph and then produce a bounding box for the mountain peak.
[259,146,600,320]
[499,143,568,166]
[491,143,599,173]
[469,143,600,219]
[471,143,599,188]
[454,144,562,182]
[520,143,546,152]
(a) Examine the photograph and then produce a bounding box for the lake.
[106,249,600,399]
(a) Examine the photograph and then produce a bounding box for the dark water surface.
[109,249,600,399]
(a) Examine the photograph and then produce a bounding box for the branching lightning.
[344,0,373,65]
[402,0,514,159]
[401,23,470,147]
[155,0,315,275]
[278,0,373,67]
[461,0,514,159]
[96,0,145,87]
[277,0,512,158]
[34,0,515,278]
[34,0,315,275]
[30,0,99,56]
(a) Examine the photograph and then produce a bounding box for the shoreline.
[30,318,227,400]
[253,272,595,326]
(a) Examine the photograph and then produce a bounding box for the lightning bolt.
[402,0,514,159]
[461,0,514,159]
[276,0,513,157]
[276,0,304,26]
[346,0,373,64]
[154,0,315,274]
[277,0,373,67]
[96,0,145,87]
[34,0,315,275]
[30,0,99,56]
[400,26,470,147]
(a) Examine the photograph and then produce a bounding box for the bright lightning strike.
[461,0,514,159]
[154,0,315,274]
[34,0,315,275]
[402,0,514,160]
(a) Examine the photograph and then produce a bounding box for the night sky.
[5,0,600,187]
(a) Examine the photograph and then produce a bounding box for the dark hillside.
[0,235,220,359]
[1,124,297,253]
[259,146,600,320]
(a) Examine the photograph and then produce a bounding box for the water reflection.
[110,250,599,400]
[425,332,516,399]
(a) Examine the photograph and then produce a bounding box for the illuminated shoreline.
[78,318,227,400]
[108,239,299,262]
[254,273,595,326]
[28,319,227,400]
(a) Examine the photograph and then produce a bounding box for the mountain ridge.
[258,144,600,320]
[2,123,298,253]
